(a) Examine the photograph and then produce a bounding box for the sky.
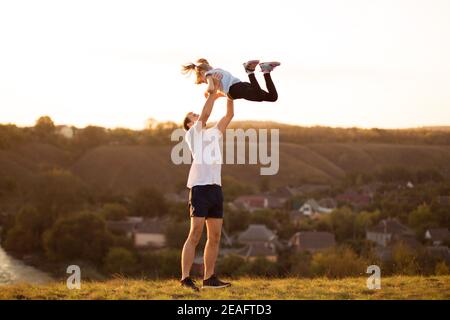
[0,0,450,129]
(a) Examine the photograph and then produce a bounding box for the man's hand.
[204,91,226,99]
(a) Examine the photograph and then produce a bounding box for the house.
[317,198,337,210]
[106,220,137,238]
[289,231,336,253]
[298,199,333,217]
[270,186,296,198]
[134,217,168,248]
[234,195,269,212]
[366,218,415,247]
[237,224,278,261]
[56,125,74,139]
[425,228,449,246]
[241,242,278,262]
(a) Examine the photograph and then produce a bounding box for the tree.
[165,221,192,249]
[100,203,129,221]
[325,207,357,241]
[74,125,108,150]
[408,204,434,236]
[3,205,45,254]
[34,116,55,140]
[43,211,113,264]
[104,247,137,275]
[223,209,250,235]
[33,169,88,223]
[131,187,168,217]
[221,175,254,201]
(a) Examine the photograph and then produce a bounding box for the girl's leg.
[261,73,278,102]
[228,82,264,102]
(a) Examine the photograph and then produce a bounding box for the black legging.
[228,73,278,102]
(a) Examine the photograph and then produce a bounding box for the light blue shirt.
[205,68,241,94]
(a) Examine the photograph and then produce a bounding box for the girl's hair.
[181,58,212,84]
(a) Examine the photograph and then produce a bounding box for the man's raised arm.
[217,98,234,134]
[198,93,219,128]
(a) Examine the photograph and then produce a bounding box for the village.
[104,182,450,275]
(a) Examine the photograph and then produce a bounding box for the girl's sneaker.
[243,60,260,74]
[260,62,281,73]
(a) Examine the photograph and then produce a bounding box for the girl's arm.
[206,75,216,94]
[204,73,223,98]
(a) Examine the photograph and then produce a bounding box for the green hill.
[1,276,449,300]
[1,141,450,194]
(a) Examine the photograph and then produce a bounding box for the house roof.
[238,224,276,243]
[302,199,320,210]
[234,195,267,208]
[318,198,337,209]
[426,228,449,242]
[290,231,336,250]
[367,218,414,236]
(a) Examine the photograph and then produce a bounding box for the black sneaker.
[180,277,199,291]
[202,275,231,289]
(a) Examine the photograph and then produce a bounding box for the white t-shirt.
[205,68,241,94]
[185,120,223,188]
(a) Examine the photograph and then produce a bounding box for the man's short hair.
[183,114,191,131]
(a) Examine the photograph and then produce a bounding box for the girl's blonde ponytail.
[181,58,213,84]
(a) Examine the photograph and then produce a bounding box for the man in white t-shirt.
[180,90,234,291]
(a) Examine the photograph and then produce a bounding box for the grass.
[0,276,449,300]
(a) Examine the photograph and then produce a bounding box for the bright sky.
[1,0,450,129]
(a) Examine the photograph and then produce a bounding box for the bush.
[435,261,449,276]
[240,257,279,278]
[140,250,181,278]
[165,221,191,249]
[310,246,368,278]
[391,242,420,275]
[217,255,246,277]
[43,211,113,264]
[104,247,137,275]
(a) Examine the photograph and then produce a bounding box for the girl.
[181,58,280,102]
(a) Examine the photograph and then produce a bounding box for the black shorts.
[189,184,223,219]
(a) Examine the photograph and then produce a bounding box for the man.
[180,89,234,291]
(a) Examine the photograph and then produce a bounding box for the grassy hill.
[1,276,449,300]
[1,142,450,194]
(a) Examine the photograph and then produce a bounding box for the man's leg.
[203,218,223,280]
[181,217,205,280]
